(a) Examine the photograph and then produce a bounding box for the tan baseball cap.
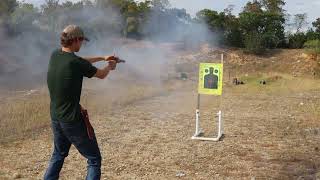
[62,25,89,41]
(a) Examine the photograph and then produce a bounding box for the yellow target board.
[198,63,223,95]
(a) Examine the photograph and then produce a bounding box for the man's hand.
[107,60,117,70]
[105,56,126,63]
[94,60,117,79]
[104,56,118,61]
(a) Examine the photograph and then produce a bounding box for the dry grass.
[1,73,319,144]
[230,73,320,138]
[0,92,50,143]
[0,80,176,144]
[1,72,319,145]
[2,46,320,178]
[1,73,320,179]
[234,73,320,94]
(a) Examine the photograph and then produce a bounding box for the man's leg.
[44,120,72,180]
[61,120,101,180]
[78,136,101,180]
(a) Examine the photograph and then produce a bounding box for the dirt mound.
[175,45,320,79]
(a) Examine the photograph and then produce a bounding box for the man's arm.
[94,60,117,79]
[83,56,106,64]
[83,56,116,64]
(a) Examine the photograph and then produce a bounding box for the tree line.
[196,0,320,54]
[0,0,319,54]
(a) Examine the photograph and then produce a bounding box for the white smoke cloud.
[1,0,214,90]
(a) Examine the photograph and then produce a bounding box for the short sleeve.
[74,57,97,78]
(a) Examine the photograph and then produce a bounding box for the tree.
[40,0,61,32]
[41,0,59,15]
[264,13,285,47]
[137,1,151,16]
[243,32,264,54]
[306,29,320,40]
[124,16,139,37]
[223,11,243,47]
[151,0,169,11]
[196,9,226,33]
[0,0,18,16]
[260,0,285,14]
[224,4,235,16]
[287,32,307,48]
[243,0,263,14]
[10,3,39,33]
[293,13,308,33]
[239,0,286,52]
[312,18,320,33]
[0,0,18,27]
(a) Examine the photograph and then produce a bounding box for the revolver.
[114,57,126,63]
[107,55,126,63]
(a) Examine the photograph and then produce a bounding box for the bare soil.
[0,46,320,179]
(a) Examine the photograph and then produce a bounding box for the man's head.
[60,25,89,52]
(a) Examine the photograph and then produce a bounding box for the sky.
[24,0,320,24]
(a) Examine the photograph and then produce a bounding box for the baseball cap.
[62,25,89,41]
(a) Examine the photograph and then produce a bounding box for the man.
[44,25,117,180]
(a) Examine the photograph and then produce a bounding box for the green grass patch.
[231,73,320,95]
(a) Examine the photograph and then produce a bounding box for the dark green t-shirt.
[47,49,97,122]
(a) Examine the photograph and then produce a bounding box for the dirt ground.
[1,46,320,180]
[0,77,320,179]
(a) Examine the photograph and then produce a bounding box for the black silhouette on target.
[204,67,218,89]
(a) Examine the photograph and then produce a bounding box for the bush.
[243,32,265,54]
[304,40,320,53]
[288,33,307,49]
[306,30,320,41]
[304,40,320,59]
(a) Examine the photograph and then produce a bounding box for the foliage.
[0,0,18,33]
[239,12,285,51]
[243,31,265,54]
[304,40,320,56]
[0,0,18,16]
[260,0,285,15]
[287,32,307,49]
[0,0,318,52]
[312,18,320,33]
[293,13,308,33]
[10,3,39,33]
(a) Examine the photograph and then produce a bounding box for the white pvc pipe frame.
[191,110,223,141]
[191,54,224,141]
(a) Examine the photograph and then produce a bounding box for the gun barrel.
[107,58,126,63]
[117,59,126,63]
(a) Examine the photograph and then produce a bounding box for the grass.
[309,102,320,119]
[231,73,320,95]
[0,93,50,143]
[1,73,319,144]
[0,81,171,144]
[231,73,320,125]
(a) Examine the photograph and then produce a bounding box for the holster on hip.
[80,105,94,140]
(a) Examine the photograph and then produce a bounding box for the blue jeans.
[44,118,101,180]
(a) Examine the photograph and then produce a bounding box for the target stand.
[191,95,223,141]
[191,55,224,142]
